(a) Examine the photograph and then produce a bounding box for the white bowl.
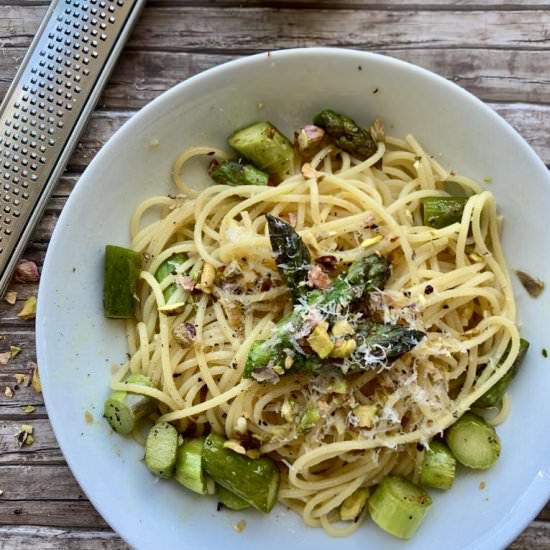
[37,48,550,550]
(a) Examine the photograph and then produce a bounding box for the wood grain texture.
[1,1,550,549]
[3,6,550,51]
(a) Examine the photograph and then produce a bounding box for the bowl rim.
[36,46,550,549]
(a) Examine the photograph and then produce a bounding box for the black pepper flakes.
[424,285,434,295]
[543,348,548,358]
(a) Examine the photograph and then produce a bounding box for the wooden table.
[1,1,550,548]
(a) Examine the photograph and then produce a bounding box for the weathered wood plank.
[3,7,550,51]
[0,500,108,529]
[0,526,126,550]
[3,47,550,109]
[2,0,550,9]
[0,419,63,464]
[509,521,550,549]
[0,465,86,500]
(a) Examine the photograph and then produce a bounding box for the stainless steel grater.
[0,0,146,296]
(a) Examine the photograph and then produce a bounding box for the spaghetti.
[111,127,520,536]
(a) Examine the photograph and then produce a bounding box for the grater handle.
[0,0,146,296]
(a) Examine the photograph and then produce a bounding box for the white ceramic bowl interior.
[37,48,550,550]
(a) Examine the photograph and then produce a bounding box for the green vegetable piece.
[103,374,154,435]
[243,254,390,379]
[203,433,280,513]
[313,109,377,161]
[475,338,530,408]
[209,159,269,187]
[297,405,321,433]
[445,412,500,469]
[144,422,178,479]
[340,487,369,521]
[419,441,456,490]
[175,437,208,495]
[228,121,294,180]
[266,214,312,302]
[368,476,432,540]
[155,253,187,303]
[347,321,425,372]
[103,245,141,318]
[421,196,468,229]
[217,485,252,511]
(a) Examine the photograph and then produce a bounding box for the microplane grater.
[0,0,146,296]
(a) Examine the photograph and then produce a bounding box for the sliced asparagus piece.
[340,488,369,521]
[103,374,154,435]
[216,485,252,511]
[421,196,468,229]
[419,441,456,490]
[203,433,280,513]
[209,159,270,187]
[155,253,187,303]
[313,109,377,160]
[475,338,529,408]
[103,245,141,318]
[368,476,432,540]
[266,214,312,302]
[175,437,208,495]
[445,412,500,469]
[243,254,390,379]
[144,422,178,479]
[228,121,294,180]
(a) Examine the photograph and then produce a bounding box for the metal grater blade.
[0,0,146,296]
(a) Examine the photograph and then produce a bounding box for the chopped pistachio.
[245,449,260,459]
[483,176,493,184]
[297,405,321,433]
[18,296,37,320]
[353,404,377,428]
[223,440,247,455]
[4,386,13,398]
[284,355,294,369]
[233,519,247,533]
[340,488,370,521]
[330,339,357,358]
[307,321,334,358]
[516,270,545,298]
[22,405,35,414]
[17,424,34,447]
[10,346,22,358]
[31,364,41,393]
[331,320,354,337]
[158,302,187,316]
[281,398,295,423]
[360,234,383,249]
[84,410,94,424]
[0,352,10,365]
[14,373,28,385]
[4,291,17,305]
[329,378,348,395]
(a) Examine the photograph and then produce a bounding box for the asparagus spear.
[347,321,425,371]
[175,437,208,495]
[144,422,179,479]
[445,412,500,469]
[419,440,456,490]
[103,245,141,318]
[155,253,187,303]
[216,485,252,511]
[421,196,468,229]
[209,159,269,187]
[243,254,390,378]
[228,121,294,180]
[266,214,312,302]
[368,476,432,540]
[103,374,154,435]
[475,338,529,408]
[313,109,377,160]
[203,433,280,513]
